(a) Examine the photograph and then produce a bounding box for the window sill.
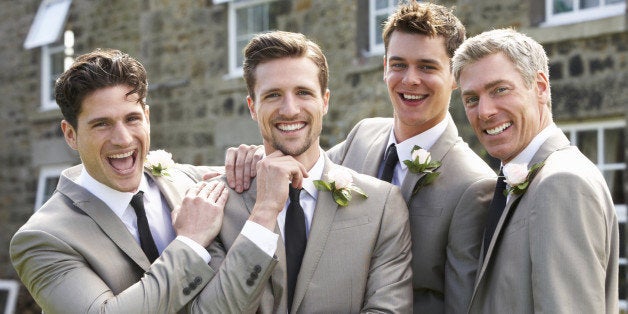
[522,14,626,43]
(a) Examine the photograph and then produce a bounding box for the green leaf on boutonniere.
[313,180,333,191]
[314,168,368,207]
[503,161,545,196]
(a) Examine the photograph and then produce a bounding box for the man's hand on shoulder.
[172,181,228,247]
[224,144,264,193]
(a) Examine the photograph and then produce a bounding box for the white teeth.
[277,123,305,131]
[109,151,133,159]
[486,122,512,135]
[403,93,426,100]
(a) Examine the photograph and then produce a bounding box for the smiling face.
[384,31,456,142]
[459,53,550,163]
[247,57,329,167]
[62,85,150,192]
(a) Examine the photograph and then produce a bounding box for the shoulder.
[440,141,496,184]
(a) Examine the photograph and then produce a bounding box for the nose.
[402,67,421,86]
[279,94,300,117]
[477,97,498,121]
[110,122,133,146]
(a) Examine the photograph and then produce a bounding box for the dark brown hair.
[55,49,148,128]
[382,1,465,59]
[242,31,328,100]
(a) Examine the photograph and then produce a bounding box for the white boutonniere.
[403,145,441,195]
[314,168,368,207]
[145,149,175,177]
[502,161,545,196]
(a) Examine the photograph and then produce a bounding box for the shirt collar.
[388,114,449,169]
[76,167,149,218]
[300,149,325,200]
[506,123,558,168]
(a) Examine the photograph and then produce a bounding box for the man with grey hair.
[453,28,618,313]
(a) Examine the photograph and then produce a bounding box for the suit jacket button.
[183,287,191,295]
[194,276,202,285]
[189,282,197,290]
[249,272,258,280]
[246,279,255,286]
[253,265,262,273]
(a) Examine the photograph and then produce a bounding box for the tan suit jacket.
[209,154,413,313]
[328,117,495,313]
[10,164,276,313]
[468,128,619,313]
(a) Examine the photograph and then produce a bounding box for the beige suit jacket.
[328,117,495,313]
[209,154,413,313]
[10,164,276,313]
[468,128,619,313]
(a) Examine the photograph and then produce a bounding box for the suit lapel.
[472,127,572,300]
[361,123,391,177]
[59,166,151,270]
[400,117,458,201]
[291,156,339,313]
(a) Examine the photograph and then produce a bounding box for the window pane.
[44,176,59,203]
[607,0,624,4]
[604,170,625,204]
[580,0,600,9]
[554,0,575,13]
[236,7,248,36]
[50,50,64,101]
[376,0,389,10]
[604,128,625,164]
[577,130,598,163]
[375,14,387,45]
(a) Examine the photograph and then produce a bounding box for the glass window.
[35,165,68,210]
[544,0,625,26]
[228,0,279,76]
[0,280,19,314]
[368,0,401,55]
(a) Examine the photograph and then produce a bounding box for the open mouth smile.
[277,122,306,132]
[485,122,512,135]
[107,150,137,173]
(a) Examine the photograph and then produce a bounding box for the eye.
[389,63,406,70]
[464,96,479,107]
[297,89,313,96]
[494,86,509,95]
[264,92,280,99]
[419,65,437,71]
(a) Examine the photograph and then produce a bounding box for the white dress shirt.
[75,168,210,262]
[241,149,325,256]
[502,123,558,202]
[378,114,449,186]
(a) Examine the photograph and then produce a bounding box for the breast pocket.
[330,216,371,230]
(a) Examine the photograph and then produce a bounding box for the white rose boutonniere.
[502,161,545,196]
[314,168,367,207]
[145,149,175,177]
[403,145,441,195]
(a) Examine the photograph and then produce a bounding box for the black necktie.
[483,170,507,258]
[130,191,160,263]
[380,144,398,183]
[285,185,307,312]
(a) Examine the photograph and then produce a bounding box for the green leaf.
[333,189,349,206]
[351,186,368,199]
[314,180,332,191]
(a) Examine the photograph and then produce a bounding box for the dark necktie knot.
[380,144,399,183]
[130,191,159,263]
[289,186,302,203]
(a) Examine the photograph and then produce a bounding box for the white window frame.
[368,0,398,56]
[0,279,19,314]
[40,43,65,111]
[560,119,626,309]
[226,0,276,78]
[35,164,68,211]
[543,0,626,27]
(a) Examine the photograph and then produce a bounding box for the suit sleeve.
[189,234,277,313]
[444,177,494,313]
[10,232,215,314]
[528,171,616,313]
[361,186,413,313]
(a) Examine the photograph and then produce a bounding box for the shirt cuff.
[176,236,211,263]
[241,220,278,257]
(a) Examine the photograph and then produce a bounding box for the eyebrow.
[387,56,442,65]
[461,79,510,96]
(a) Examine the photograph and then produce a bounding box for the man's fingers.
[224,147,238,189]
